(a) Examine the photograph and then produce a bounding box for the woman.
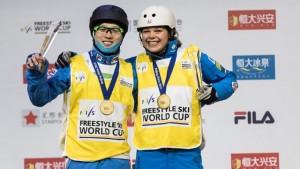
[132,5,238,169]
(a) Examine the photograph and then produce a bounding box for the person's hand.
[197,85,217,105]
[55,51,76,68]
[26,53,46,71]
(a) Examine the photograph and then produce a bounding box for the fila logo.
[234,111,275,124]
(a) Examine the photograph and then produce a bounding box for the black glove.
[55,51,76,68]
[197,85,217,105]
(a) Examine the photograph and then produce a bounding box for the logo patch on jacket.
[137,62,148,73]
[208,57,226,73]
[181,59,192,69]
[216,62,226,73]
[75,72,86,82]
[120,77,133,88]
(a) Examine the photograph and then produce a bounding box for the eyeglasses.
[93,25,124,36]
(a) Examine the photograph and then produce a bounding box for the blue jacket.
[27,50,237,108]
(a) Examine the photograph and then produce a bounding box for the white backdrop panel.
[0,0,299,169]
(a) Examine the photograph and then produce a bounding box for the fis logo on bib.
[137,62,148,73]
[75,72,86,82]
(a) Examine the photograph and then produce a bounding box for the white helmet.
[137,5,176,30]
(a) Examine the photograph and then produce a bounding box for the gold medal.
[157,94,171,109]
[100,100,114,115]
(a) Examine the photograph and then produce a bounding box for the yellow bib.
[65,54,134,161]
[133,45,203,150]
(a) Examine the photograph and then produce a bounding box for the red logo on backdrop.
[231,153,279,169]
[24,157,65,169]
[24,111,38,125]
[228,10,276,30]
[23,64,57,84]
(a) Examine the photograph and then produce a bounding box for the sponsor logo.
[22,109,40,127]
[21,21,71,34]
[233,55,275,80]
[120,77,133,88]
[176,19,183,31]
[228,10,276,30]
[24,157,65,169]
[231,153,279,169]
[22,109,63,128]
[234,111,275,124]
[181,59,192,69]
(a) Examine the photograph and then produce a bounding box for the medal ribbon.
[89,51,119,100]
[152,53,177,95]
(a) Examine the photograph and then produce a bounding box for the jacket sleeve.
[26,61,71,107]
[200,52,238,101]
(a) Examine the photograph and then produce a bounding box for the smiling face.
[140,26,169,54]
[93,23,123,48]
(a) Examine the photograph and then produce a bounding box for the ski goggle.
[93,25,124,36]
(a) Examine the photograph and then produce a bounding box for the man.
[26,5,134,169]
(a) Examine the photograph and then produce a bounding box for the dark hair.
[169,28,182,48]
